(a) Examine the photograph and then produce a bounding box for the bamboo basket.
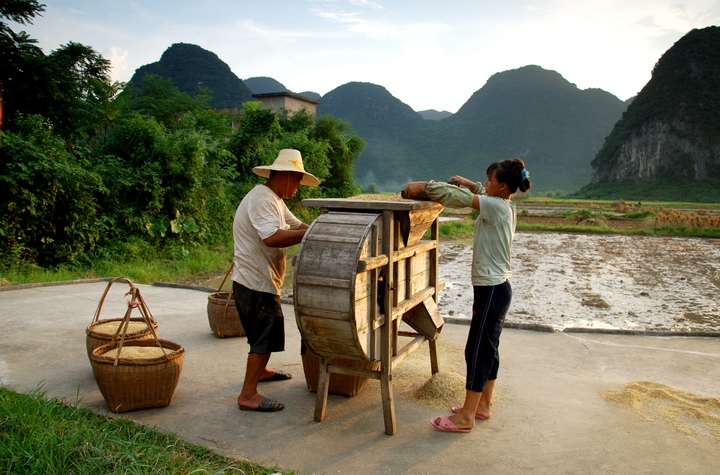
[301,344,380,397]
[91,339,184,413]
[207,263,245,338]
[86,278,158,359]
[89,282,184,413]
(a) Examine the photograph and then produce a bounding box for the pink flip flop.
[430,415,472,433]
[451,405,490,420]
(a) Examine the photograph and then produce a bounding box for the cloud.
[103,46,130,82]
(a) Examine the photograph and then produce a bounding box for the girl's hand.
[450,176,473,188]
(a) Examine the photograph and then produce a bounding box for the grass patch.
[438,220,474,239]
[0,386,301,475]
[1,241,234,287]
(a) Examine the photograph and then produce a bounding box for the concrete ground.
[1,280,719,474]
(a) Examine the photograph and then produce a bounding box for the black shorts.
[232,281,285,354]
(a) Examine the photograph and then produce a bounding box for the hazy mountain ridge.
[244,76,290,94]
[315,67,627,192]
[419,110,453,120]
[128,43,628,192]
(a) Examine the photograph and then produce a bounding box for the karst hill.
[580,26,720,201]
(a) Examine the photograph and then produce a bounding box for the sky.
[11,0,720,113]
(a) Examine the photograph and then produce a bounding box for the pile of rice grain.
[601,381,720,442]
[92,320,150,335]
[393,338,503,409]
[100,346,167,359]
[348,193,410,202]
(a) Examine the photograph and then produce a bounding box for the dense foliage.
[0,2,364,270]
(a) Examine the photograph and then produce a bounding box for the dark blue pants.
[465,280,512,392]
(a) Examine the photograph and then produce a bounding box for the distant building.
[252,92,320,115]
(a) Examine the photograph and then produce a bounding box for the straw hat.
[252,149,320,187]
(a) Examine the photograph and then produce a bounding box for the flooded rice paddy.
[438,232,720,332]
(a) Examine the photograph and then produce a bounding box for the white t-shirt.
[232,184,302,295]
[471,195,516,286]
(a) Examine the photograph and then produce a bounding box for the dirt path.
[438,232,720,332]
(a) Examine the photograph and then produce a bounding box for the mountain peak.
[129,43,253,108]
[588,25,720,197]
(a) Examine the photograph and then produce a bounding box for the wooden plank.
[302,198,442,212]
[299,243,361,277]
[306,337,364,358]
[392,240,437,261]
[295,304,351,320]
[391,334,426,369]
[327,364,381,380]
[429,338,439,374]
[391,286,436,319]
[295,291,352,316]
[313,211,380,226]
[319,212,378,222]
[298,317,355,338]
[402,297,444,340]
[398,207,444,246]
[307,231,366,244]
[356,254,389,272]
[295,275,352,289]
[314,355,330,422]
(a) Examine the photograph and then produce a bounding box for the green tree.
[1,35,113,140]
[0,0,46,130]
[312,115,364,197]
[122,74,216,130]
[227,104,364,214]
[0,115,104,267]
[226,101,282,190]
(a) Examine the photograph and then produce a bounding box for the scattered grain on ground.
[601,381,720,442]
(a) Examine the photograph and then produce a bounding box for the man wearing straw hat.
[232,149,320,412]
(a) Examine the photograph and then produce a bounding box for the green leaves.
[0,115,105,267]
[145,217,171,238]
[146,212,198,239]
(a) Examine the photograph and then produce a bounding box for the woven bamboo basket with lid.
[86,278,158,359]
[207,263,245,337]
[89,282,184,413]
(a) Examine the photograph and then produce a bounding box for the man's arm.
[262,223,309,248]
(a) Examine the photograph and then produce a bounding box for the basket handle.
[213,262,235,318]
[91,277,135,325]
[109,283,168,366]
[217,262,234,294]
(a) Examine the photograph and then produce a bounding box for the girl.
[405,158,531,433]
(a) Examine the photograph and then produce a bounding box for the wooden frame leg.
[380,355,396,434]
[380,307,396,435]
[314,356,330,422]
[429,338,440,374]
[380,209,397,435]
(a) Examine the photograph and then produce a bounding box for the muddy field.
[438,232,720,332]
